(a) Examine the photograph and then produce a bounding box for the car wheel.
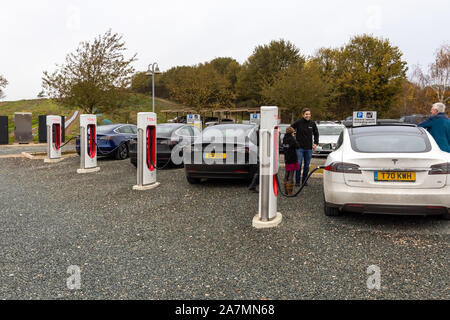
[324,201,341,217]
[186,175,201,184]
[115,144,128,160]
[442,210,450,220]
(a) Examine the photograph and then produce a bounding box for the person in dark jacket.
[418,103,450,153]
[282,127,300,195]
[291,108,319,186]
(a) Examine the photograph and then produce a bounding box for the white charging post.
[44,115,63,163]
[133,112,160,191]
[77,115,100,174]
[253,106,282,229]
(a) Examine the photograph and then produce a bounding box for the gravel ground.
[0,144,76,156]
[0,156,448,300]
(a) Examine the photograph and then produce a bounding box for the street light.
[146,62,161,113]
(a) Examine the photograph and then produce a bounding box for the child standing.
[282,127,300,195]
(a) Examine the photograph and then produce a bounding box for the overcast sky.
[1,0,449,101]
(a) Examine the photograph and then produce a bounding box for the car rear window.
[202,126,253,140]
[318,126,344,135]
[350,133,431,153]
[157,126,176,135]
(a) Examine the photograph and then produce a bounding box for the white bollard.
[133,112,160,191]
[44,115,63,163]
[253,106,282,229]
[77,115,100,174]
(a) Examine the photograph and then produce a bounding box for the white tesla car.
[323,124,450,219]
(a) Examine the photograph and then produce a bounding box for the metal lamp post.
[146,62,161,113]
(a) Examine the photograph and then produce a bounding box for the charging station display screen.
[146,126,156,171]
[52,123,61,151]
[87,124,96,158]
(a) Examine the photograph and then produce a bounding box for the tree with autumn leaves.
[42,30,137,113]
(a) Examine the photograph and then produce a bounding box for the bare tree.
[414,43,450,103]
[42,30,137,113]
[0,74,8,99]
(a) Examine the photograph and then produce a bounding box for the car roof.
[348,125,426,136]
[317,123,344,126]
[158,123,185,127]
[204,124,256,130]
[98,124,135,131]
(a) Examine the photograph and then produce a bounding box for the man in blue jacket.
[418,103,450,153]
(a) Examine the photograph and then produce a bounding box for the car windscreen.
[318,126,344,136]
[157,126,177,136]
[97,125,117,133]
[278,125,289,134]
[202,126,252,141]
[350,132,431,153]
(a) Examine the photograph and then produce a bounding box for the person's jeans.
[295,148,312,184]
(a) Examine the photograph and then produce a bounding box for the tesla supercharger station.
[133,112,160,191]
[44,115,63,163]
[77,115,100,174]
[252,106,282,229]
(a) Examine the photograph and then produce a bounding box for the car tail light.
[428,163,450,175]
[232,146,249,153]
[159,139,178,146]
[324,162,361,174]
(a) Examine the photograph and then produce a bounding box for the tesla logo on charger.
[87,118,95,122]
[392,159,398,165]
[147,117,155,122]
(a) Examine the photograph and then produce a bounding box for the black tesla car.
[129,123,201,167]
[184,124,259,184]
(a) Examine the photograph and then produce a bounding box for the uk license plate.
[204,153,226,159]
[374,171,416,182]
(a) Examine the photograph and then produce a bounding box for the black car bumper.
[326,202,449,216]
[185,164,257,180]
[130,151,172,165]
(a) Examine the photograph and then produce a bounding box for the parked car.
[323,123,450,219]
[76,124,137,160]
[399,114,425,124]
[168,116,187,124]
[204,117,219,123]
[204,118,236,128]
[129,123,201,167]
[278,124,290,154]
[184,124,259,184]
[313,123,345,156]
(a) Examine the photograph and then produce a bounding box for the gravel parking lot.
[0,154,448,299]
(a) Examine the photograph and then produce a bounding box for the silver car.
[314,123,345,156]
